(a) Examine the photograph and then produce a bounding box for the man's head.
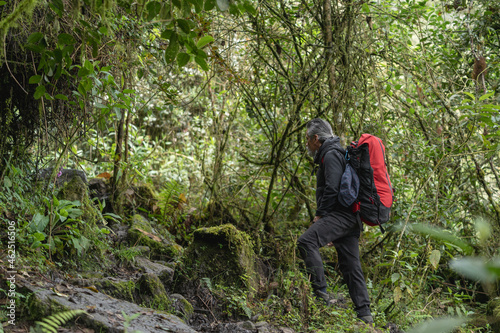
[306,118,334,157]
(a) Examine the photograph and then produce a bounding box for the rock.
[23,283,197,333]
[127,214,183,260]
[175,224,259,294]
[92,278,137,303]
[256,321,275,333]
[136,273,172,310]
[56,175,89,203]
[88,178,110,203]
[279,328,296,333]
[123,183,160,216]
[134,256,174,287]
[487,297,500,332]
[170,293,194,321]
[40,168,88,187]
[237,321,256,330]
[209,323,254,333]
[134,256,173,276]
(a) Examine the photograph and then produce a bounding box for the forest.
[0,0,499,331]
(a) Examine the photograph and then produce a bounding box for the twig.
[3,37,28,94]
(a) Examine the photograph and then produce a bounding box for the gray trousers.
[297,214,371,317]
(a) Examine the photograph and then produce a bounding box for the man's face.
[306,133,321,157]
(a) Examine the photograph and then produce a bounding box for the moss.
[178,224,259,293]
[123,183,160,216]
[57,176,88,202]
[128,214,183,260]
[170,294,194,321]
[136,273,172,311]
[93,279,136,303]
[0,0,41,62]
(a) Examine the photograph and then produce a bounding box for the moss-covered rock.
[176,224,259,294]
[170,294,194,321]
[127,214,183,260]
[123,183,161,216]
[136,273,172,311]
[92,279,136,303]
[57,175,88,202]
[22,284,196,332]
[487,297,500,331]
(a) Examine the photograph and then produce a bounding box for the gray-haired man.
[298,118,373,324]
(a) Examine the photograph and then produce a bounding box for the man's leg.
[297,215,354,293]
[297,220,329,291]
[334,234,372,318]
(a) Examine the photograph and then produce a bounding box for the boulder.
[127,214,183,260]
[40,168,88,187]
[23,283,197,333]
[170,293,194,321]
[136,273,172,310]
[176,224,259,294]
[123,183,160,216]
[56,175,88,203]
[134,256,174,286]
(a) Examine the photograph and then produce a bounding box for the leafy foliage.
[32,310,86,333]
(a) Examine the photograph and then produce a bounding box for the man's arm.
[315,151,344,216]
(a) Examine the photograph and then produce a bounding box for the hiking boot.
[314,290,338,306]
[358,315,374,325]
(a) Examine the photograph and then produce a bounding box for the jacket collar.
[313,136,340,164]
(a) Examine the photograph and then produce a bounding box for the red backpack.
[346,134,393,233]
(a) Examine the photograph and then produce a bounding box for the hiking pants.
[297,214,371,317]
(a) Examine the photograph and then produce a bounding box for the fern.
[158,180,185,221]
[34,310,86,333]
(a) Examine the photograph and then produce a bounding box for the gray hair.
[306,118,334,143]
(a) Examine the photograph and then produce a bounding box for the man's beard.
[307,147,316,158]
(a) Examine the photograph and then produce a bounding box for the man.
[298,118,374,324]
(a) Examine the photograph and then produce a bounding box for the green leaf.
[479,92,494,101]
[450,257,498,283]
[55,94,68,101]
[161,29,173,39]
[242,0,256,15]
[475,217,491,242]
[29,75,41,84]
[204,0,216,10]
[146,1,161,21]
[34,85,46,99]
[30,213,49,232]
[0,1,7,6]
[429,250,441,270]
[406,223,474,254]
[49,0,64,15]
[27,32,44,44]
[57,33,75,45]
[165,33,179,63]
[33,231,46,242]
[217,0,229,11]
[3,176,12,188]
[53,195,60,207]
[177,19,191,33]
[99,26,108,35]
[196,35,214,48]
[407,317,466,333]
[195,55,209,71]
[391,273,400,283]
[462,91,475,101]
[177,52,190,67]
[60,208,69,218]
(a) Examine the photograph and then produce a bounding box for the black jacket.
[314,137,355,219]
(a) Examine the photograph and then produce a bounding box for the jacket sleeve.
[316,151,344,216]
